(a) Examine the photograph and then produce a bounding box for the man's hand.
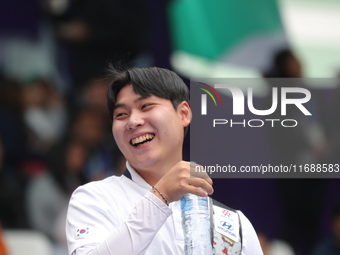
[152,161,213,204]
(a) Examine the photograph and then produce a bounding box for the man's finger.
[189,163,213,185]
[187,178,214,195]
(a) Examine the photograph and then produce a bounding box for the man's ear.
[177,101,191,127]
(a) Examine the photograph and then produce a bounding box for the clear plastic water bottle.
[180,193,213,255]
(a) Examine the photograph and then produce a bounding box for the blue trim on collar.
[123,169,132,180]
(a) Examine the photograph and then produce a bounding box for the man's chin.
[128,157,159,170]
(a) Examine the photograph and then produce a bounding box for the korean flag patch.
[76,227,91,239]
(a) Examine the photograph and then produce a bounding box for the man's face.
[112,85,191,172]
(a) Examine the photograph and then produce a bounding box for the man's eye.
[114,113,127,119]
[141,104,153,110]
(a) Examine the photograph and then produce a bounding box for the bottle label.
[180,196,191,211]
[213,205,240,243]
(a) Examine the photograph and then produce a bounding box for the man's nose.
[127,111,145,130]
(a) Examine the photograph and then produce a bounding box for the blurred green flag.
[168,0,287,73]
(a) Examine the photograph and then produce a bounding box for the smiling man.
[65,66,263,255]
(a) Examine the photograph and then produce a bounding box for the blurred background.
[0,0,340,255]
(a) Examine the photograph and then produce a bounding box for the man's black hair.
[107,65,190,134]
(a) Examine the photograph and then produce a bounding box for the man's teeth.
[131,134,155,145]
